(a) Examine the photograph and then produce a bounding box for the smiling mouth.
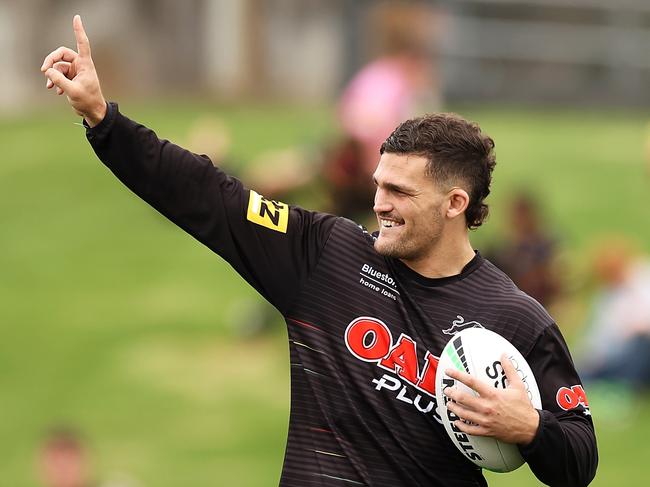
[379,218,404,229]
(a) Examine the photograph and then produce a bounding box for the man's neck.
[400,234,476,279]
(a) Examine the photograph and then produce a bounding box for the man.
[42,15,597,487]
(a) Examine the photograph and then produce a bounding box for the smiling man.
[42,15,597,487]
[372,115,489,278]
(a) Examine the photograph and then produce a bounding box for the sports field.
[1,101,648,486]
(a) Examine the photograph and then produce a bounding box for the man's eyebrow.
[372,177,418,194]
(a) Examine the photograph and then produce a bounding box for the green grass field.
[1,100,649,486]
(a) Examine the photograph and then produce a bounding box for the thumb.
[45,68,74,94]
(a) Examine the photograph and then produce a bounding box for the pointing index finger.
[73,14,91,58]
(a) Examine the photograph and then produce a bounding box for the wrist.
[519,408,541,446]
[84,99,107,128]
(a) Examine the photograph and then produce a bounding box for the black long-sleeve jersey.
[85,103,597,487]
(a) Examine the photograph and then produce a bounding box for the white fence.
[439,0,650,104]
[2,0,648,111]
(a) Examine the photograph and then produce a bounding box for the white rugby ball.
[435,327,541,472]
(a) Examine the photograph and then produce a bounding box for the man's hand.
[41,15,106,127]
[443,353,540,445]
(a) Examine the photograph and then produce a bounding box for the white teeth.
[381,219,401,228]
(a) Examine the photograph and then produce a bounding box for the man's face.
[39,443,87,487]
[372,152,448,262]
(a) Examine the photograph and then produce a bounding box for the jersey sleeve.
[85,102,337,314]
[520,323,598,487]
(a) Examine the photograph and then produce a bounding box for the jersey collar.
[391,251,484,287]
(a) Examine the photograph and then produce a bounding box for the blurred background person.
[577,238,650,391]
[38,427,92,487]
[37,427,138,487]
[487,192,561,307]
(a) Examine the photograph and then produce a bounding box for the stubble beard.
[375,234,435,262]
[374,237,408,259]
[375,217,443,262]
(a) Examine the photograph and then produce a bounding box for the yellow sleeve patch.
[246,190,289,233]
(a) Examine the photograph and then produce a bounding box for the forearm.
[86,102,237,248]
[84,102,337,313]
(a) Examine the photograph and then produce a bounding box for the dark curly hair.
[380,113,496,229]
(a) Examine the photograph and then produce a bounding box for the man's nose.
[373,188,392,214]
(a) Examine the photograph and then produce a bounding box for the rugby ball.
[434,328,541,472]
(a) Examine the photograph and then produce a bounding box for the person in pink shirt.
[325,46,438,223]
[338,47,437,174]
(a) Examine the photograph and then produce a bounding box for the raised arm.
[39,15,337,315]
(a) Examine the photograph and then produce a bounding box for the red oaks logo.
[556,384,589,411]
[344,316,439,397]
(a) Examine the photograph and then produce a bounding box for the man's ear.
[446,187,470,219]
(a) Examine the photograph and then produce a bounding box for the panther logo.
[441,315,485,336]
